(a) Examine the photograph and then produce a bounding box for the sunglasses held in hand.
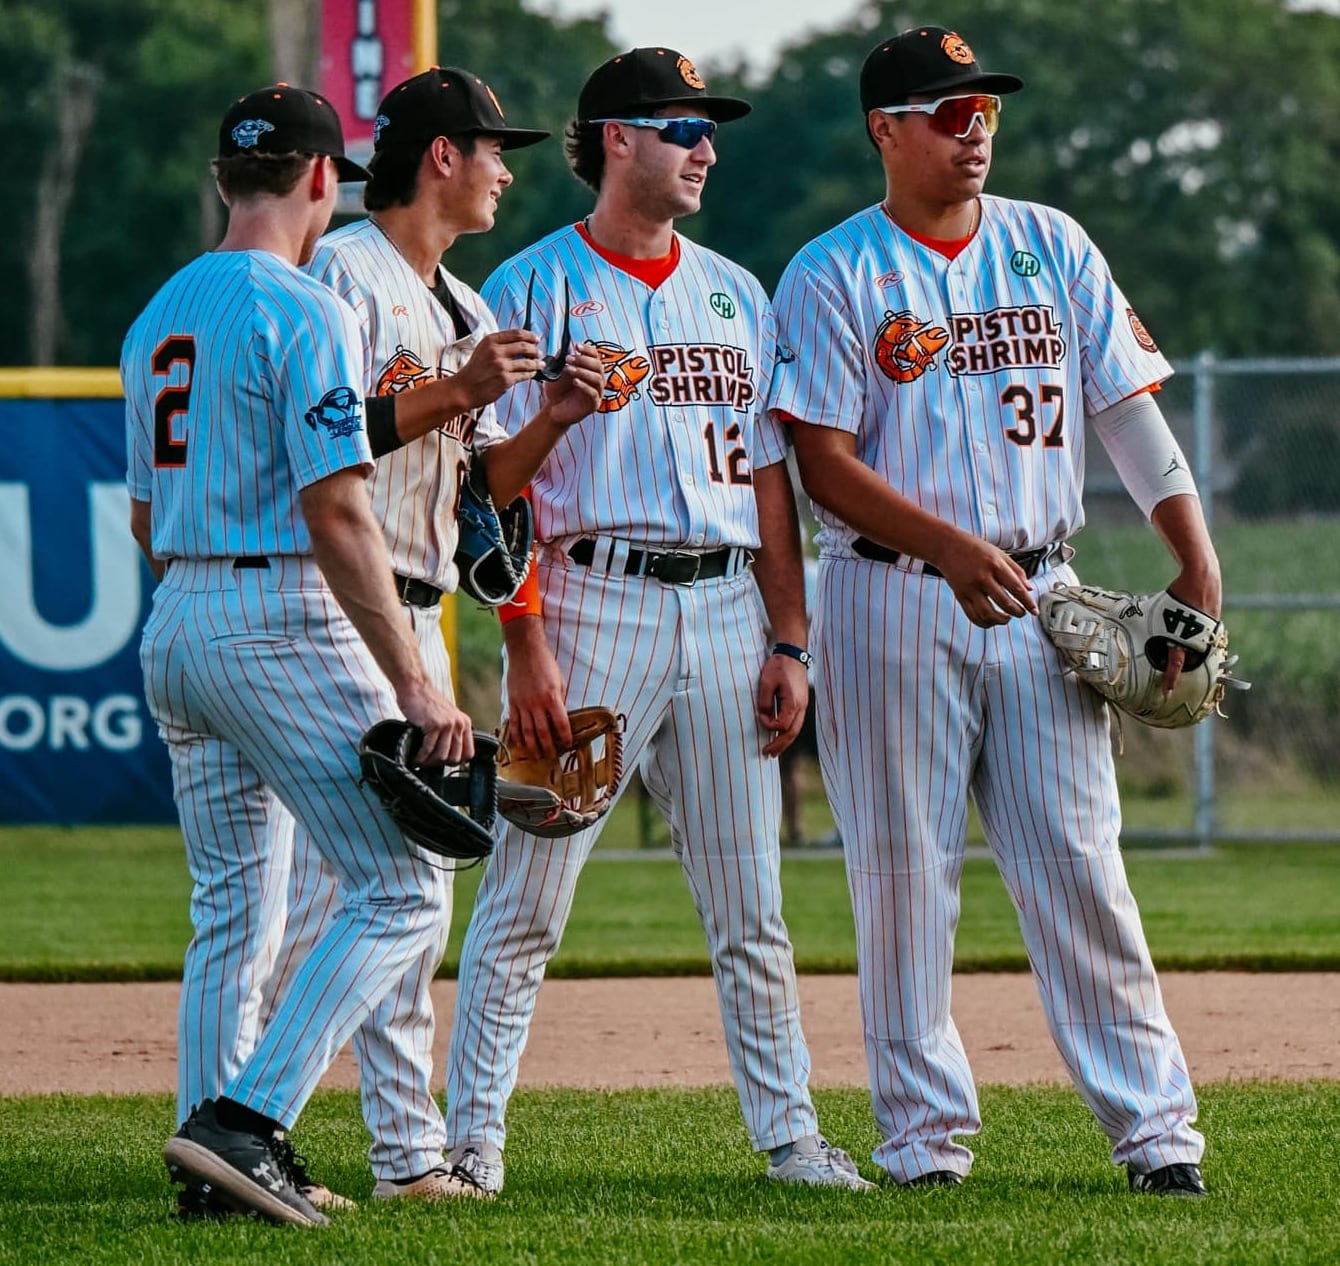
[589,116,718,149]
[875,93,1001,139]
[523,271,572,381]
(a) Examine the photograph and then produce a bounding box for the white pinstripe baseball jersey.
[446,224,826,1174]
[481,224,789,547]
[771,195,1174,557]
[123,250,372,559]
[774,192,1204,1183]
[307,220,508,590]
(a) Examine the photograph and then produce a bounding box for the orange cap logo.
[677,56,706,90]
[941,33,975,65]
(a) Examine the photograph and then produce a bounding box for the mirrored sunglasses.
[876,93,1001,139]
[589,116,718,149]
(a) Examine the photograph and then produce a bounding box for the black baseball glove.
[454,459,533,607]
[358,720,499,865]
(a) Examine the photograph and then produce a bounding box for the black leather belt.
[395,573,444,607]
[852,536,1063,579]
[232,556,270,569]
[568,537,742,586]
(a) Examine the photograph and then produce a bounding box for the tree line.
[4,0,1338,375]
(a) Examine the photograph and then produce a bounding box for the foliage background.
[4,0,1340,366]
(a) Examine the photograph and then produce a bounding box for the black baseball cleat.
[164,1099,329,1227]
[174,1183,248,1222]
[900,1170,964,1189]
[1128,1162,1207,1197]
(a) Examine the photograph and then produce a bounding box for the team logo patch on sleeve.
[873,310,950,383]
[1128,308,1160,353]
[303,386,364,437]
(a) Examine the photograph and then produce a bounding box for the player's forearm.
[751,461,808,646]
[479,410,566,506]
[300,476,429,698]
[365,376,477,457]
[1150,493,1222,615]
[794,435,965,568]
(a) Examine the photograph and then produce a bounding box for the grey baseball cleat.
[449,1144,505,1195]
[766,1135,876,1190]
[164,1099,330,1227]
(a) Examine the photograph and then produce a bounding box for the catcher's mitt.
[358,720,500,864]
[454,459,533,607]
[1038,585,1250,729]
[495,707,624,838]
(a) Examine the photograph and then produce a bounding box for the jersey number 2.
[1001,383,1064,448]
[152,334,196,467]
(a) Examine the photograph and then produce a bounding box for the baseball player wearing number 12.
[443,47,872,1193]
[772,27,1219,1196]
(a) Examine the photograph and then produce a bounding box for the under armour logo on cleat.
[252,1160,283,1191]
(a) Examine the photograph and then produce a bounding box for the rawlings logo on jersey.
[647,344,755,412]
[303,386,363,437]
[593,341,652,412]
[375,345,433,395]
[945,305,1066,376]
[873,310,950,383]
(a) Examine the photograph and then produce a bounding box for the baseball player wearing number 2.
[443,48,872,1193]
[772,27,1219,1196]
[123,86,471,1226]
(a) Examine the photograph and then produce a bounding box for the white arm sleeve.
[1088,391,1199,520]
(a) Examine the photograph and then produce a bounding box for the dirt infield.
[2,973,1335,1096]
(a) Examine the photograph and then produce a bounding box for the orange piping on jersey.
[899,223,974,261]
[575,221,681,289]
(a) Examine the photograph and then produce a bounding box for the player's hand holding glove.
[359,719,500,864]
[495,707,623,837]
[1038,585,1249,728]
[454,458,533,606]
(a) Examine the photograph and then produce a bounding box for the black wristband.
[771,641,813,667]
[365,395,403,458]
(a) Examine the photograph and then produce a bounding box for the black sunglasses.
[523,271,572,381]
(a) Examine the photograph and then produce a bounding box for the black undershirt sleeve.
[365,394,401,458]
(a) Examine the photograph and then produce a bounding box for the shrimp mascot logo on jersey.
[303,386,363,437]
[375,345,434,396]
[677,56,706,89]
[941,33,975,64]
[231,118,275,148]
[873,310,950,383]
[593,341,652,412]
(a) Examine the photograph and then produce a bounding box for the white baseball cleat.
[766,1135,876,1190]
[449,1144,505,1195]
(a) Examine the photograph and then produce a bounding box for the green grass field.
[1,1085,1337,1265]
[2,828,1338,979]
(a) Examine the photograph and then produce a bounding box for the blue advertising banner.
[0,390,176,823]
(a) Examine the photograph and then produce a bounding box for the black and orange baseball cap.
[372,67,549,152]
[218,84,371,182]
[860,26,1023,110]
[577,47,750,123]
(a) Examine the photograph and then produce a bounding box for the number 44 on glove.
[1039,585,1250,729]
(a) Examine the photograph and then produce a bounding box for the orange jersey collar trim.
[575,221,681,289]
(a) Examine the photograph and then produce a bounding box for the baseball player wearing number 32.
[772,27,1218,1197]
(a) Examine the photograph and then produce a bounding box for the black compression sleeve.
[365,395,402,458]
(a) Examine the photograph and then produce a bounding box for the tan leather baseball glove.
[1038,585,1250,728]
[495,706,624,837]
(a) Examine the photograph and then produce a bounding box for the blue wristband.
[771,642,813,668]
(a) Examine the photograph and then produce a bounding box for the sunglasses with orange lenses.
[876,93,1001,139]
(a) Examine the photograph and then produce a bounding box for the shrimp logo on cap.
[873,309,950,383]
[593,341,652,412]
[677,56,706,89]
[941,33,975,65]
